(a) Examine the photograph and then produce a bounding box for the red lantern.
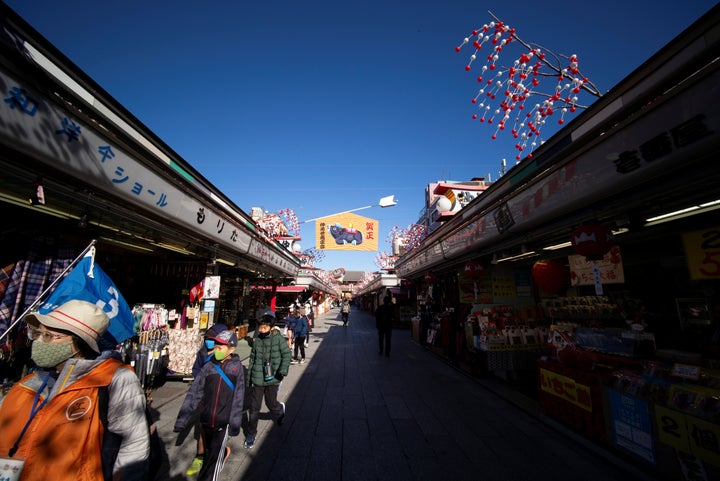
[424,272,435,283]
[571,224,615,260]
[531,260,567,295]
[464,260,485,278]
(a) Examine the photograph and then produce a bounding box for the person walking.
[243,311,292,449]
[174,329,245,481]
[304,303,314,347]
[375,296,396,357]
[288,306,308,364]
[185,323,228,476]
[340,298,351,326]
[0,300,150,481]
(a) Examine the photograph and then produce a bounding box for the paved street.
[148,308,659,481]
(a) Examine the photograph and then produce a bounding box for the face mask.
[205,339,215,350]
[31,339,75,368]
[214,349,229,361]
[258,331,269,339]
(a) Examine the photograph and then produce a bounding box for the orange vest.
[0,358,125,481]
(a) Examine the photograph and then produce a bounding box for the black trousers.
[293,336,306,359]
[198,423,229,481]
[246,384,283,435]
[378,328,392,355]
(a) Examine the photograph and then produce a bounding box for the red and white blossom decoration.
[455,12,601,160]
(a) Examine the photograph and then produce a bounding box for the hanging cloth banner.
[316,212,379,252]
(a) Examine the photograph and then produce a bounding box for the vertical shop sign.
[609,390,656,464]
[204,276,221,299]
[682,227,720,280]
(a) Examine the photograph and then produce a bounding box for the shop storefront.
[395,7,720,479]
[0,6,303,384]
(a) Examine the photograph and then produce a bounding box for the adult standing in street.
[375,296,396,357]
[340,298,351,326]
[288,306,308,364]
[243,312,292,449]
[0,300,150,481]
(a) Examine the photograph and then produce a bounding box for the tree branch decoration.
[455,11,602,160]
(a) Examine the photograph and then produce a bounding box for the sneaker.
[290,359,299,365]
[300,359,306,364]
[277,401,286,425]
[186,456,203,475]
[243,434,256,449]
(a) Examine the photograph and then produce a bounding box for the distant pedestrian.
[340,298,351,326]
[174,330,245,481]
[185,323,228,476]
[304,303,314,347]
[288,306,308,364]
[243,312,292,449]
[375,296,396,357]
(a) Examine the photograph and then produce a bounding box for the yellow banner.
[682,227,720,280]
[655,405,720,467]
[316,212,379,251]
[539,368,593,412]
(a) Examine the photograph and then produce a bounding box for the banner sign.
[609,390,655,464]
[569,246,625,286]
[682,227,720,280]
[316,213,379,251]
[539,368,593,412]
[655,405,720,467]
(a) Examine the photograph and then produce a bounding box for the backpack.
[98,377,163,480]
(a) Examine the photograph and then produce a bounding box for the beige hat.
[25,300,110,353]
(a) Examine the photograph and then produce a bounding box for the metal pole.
[0,239,97,342]
[301,205,373,224]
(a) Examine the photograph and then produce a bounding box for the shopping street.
[148,307,658,481]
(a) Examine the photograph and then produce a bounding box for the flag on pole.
[38,247,135,345]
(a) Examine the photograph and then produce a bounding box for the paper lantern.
[424,272,435,283]
[464,260,485,278]
[571,224,615,260]
[531,259,567,295]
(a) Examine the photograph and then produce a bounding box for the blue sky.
[5,0,716,272]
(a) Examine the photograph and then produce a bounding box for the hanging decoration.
[531,259,567,295]
[571,223,615,261]
[424,272,436,283]
[454,11,601,161]
[464,260,485,278]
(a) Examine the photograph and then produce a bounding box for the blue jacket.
[292,315,308,337]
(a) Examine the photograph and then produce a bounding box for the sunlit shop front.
[395,8,720,479]
[0,8,300,389]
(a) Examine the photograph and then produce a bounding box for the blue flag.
[39,248,135,345]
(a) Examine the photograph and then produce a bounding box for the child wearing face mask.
[174,330,244,481]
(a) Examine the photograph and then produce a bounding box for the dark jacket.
[247,329,292,387]
[375,303,395,331]
[174,353,245,436]
[291,315,309,338]
[191,347,213,378]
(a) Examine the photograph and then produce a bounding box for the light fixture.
[0,191,74,220]
[644,200,720,227]
[153,242,195,255]
[542,227,630,251]
[99,236,154,252]
[78,213,89,228]
[215,258,236,266]
[495,250,538,263]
